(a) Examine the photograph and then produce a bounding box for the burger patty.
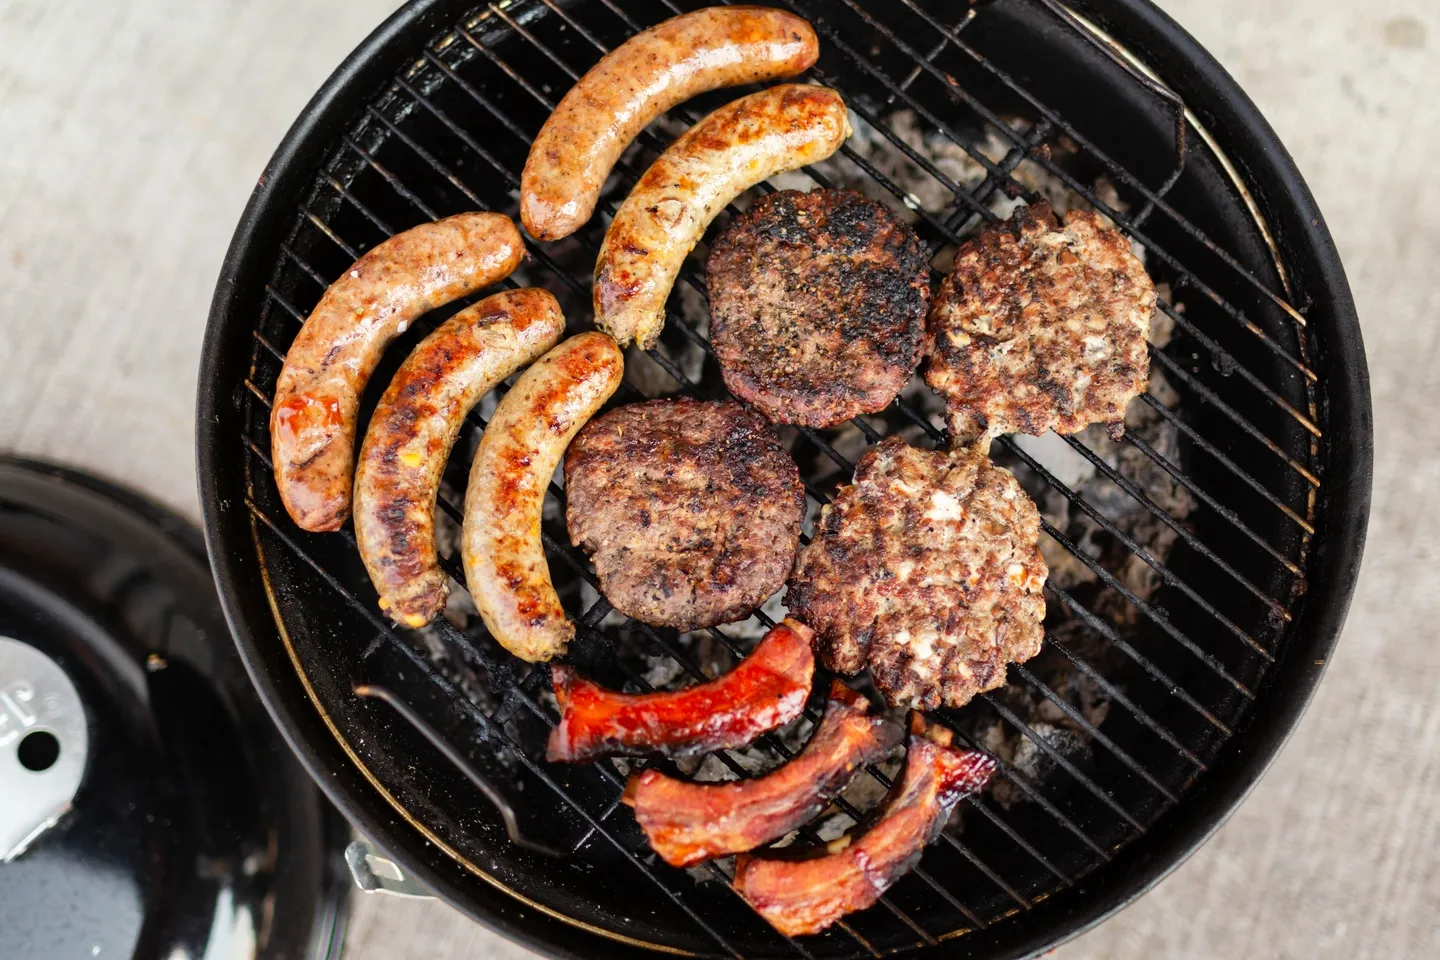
[925,201,1154,443]
[787,436,1047,709]
[706,189,930,428]
[565,398,805,631]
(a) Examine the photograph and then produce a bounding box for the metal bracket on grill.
[1037,0,1188,223]
[354,682,564,858]
[346,840,436,899]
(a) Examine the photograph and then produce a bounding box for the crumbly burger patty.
[706,189,930,428]
[925,201,1154,443]
[787,436,1047,709]
[565,399,805,631]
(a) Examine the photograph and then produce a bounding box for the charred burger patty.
[925,201,1154,443]
[707,188,930,428]
[787,436,1047,709]
[565,398,805,631]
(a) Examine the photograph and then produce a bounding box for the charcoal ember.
[949,621,1124,810]
[977,720,1092,809]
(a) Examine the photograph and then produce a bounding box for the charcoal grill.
[195,1,1373,957]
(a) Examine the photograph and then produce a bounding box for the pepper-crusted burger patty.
[565,399,806,631]
[787,436,1047,709]
[706,189,930,428]
[925,201,1154,443]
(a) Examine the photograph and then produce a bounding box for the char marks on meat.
[733,716,996,937]
[707,188,930,428]
[565,399,805,630]
[925,201,1154,443]
[546,619,815,763]
[788,436,1047,709]
[623,680,902,867]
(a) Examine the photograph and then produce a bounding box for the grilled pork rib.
[734,716,995,937]
[623,680,901,866]
[546,619,815,762]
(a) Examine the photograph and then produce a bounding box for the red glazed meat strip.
[623,680,901,867]
[733,716,996,937]
[546,619,815,763]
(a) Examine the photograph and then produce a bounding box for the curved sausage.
[733,716,996,937]
[353,289,566,628]
[623,680,901,867]
[546,618,815,763]
[270,212,524,532]
[520,6,818,242]
[594,84,850,349]
[461,332,624,662]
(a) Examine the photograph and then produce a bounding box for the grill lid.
[0,461,350,960]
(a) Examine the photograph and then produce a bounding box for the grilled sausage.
[461,332,624,662]
[594,84,850,349]
[271,212,524,531]
[520,6,818,242]
[353,289,565,628]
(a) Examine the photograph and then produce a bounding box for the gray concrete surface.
[2,1,1436,958]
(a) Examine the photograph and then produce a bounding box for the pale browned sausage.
[270,212,523,532]
[352,289,565,628]
[593,85,850,349]
[461,332,624,662]
[520,6,818,241]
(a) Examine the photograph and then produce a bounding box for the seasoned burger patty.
[787,437,1047,709]
[925,201,1154,443]
[707,189,930,428]
[566,399,805,631]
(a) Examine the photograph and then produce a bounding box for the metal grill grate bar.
[1002,437,1275,660]
[1056,433,1292,617]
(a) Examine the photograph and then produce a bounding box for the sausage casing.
[270,212,523,531]
[520,6,818,242]
[461,332,624,662]
[594,84,850,349]
[353,289,565,628]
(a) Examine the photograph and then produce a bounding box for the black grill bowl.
[196,1,1372,958]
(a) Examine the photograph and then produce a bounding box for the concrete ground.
[2,1,1435,957]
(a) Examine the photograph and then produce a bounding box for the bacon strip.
[733,716,995,937]
[546,619,815,763]
[623,680,901,867]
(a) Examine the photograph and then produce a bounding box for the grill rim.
[194,1,1373,957]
